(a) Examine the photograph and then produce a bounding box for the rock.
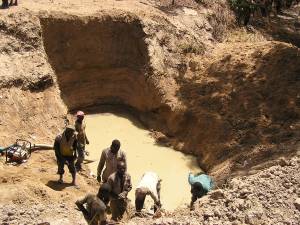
[209,190,225,200]
[245,213,256,225]
[294,198,300,211]
[235,198,245,210]
[7,211,14,216]
[278,157,289,167]
[203,209,214,219]
[239,188,251,199]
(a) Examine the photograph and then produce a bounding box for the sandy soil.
[0,0,299,224]
[0,150,98,225]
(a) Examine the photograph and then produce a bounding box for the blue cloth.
[188,173,214,192]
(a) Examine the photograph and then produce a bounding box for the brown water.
[85,113,199,211]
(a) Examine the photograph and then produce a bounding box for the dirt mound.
[128,155,300,225]
[0,151,98,225]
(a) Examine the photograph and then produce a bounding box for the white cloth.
[136,172,159,201]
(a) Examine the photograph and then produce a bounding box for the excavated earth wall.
[0,2,299,179]
[0,1,300,224]
[40,14,160,111]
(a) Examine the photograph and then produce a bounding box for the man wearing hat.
[188,172,214,210]
[97,139,127,183]
[75,110,90,171]
[54,125,78,185]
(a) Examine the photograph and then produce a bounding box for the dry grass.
[225,27,267,43]
[179,41,206,55]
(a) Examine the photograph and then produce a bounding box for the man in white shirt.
[135,171,162,214]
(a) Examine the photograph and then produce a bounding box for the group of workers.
[53,111,214,224]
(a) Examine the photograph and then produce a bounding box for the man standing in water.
[135,171,162,215]
[97,139,127,183]
[54,125,78,186]
[75,111,90,171]
[107,161,132,221]
[188,172,214,210]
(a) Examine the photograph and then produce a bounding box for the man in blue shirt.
[188,172,214,210]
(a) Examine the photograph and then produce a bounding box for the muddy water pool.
[85,113,199,211]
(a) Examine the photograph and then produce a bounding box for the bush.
[179,41,206,55]
[228,0,257,25]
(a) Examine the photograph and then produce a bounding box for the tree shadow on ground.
[46,180,74,191]
[253,5,300,48]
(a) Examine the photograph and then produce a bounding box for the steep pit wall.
[39,13,300,180]
[0,11,67,146]
[40,14,161,111]
[179,41,300,179]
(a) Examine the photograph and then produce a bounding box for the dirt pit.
[85,112,199,211]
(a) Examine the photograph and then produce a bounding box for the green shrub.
[179,41,206,55]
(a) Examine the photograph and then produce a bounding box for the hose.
[32,144,53,150]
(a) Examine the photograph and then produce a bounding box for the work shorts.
[57,155,76,175]
[110,198,128,221]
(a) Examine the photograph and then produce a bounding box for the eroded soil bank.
[0,1,300,224]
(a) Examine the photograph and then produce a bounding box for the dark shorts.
[110,198,127,221]
[57,155,76,175]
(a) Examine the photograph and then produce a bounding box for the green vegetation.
[179,41,206,55]
[228,0,257,26]
[228,0,299,26]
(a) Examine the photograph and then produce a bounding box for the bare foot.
[71,181,80,189]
